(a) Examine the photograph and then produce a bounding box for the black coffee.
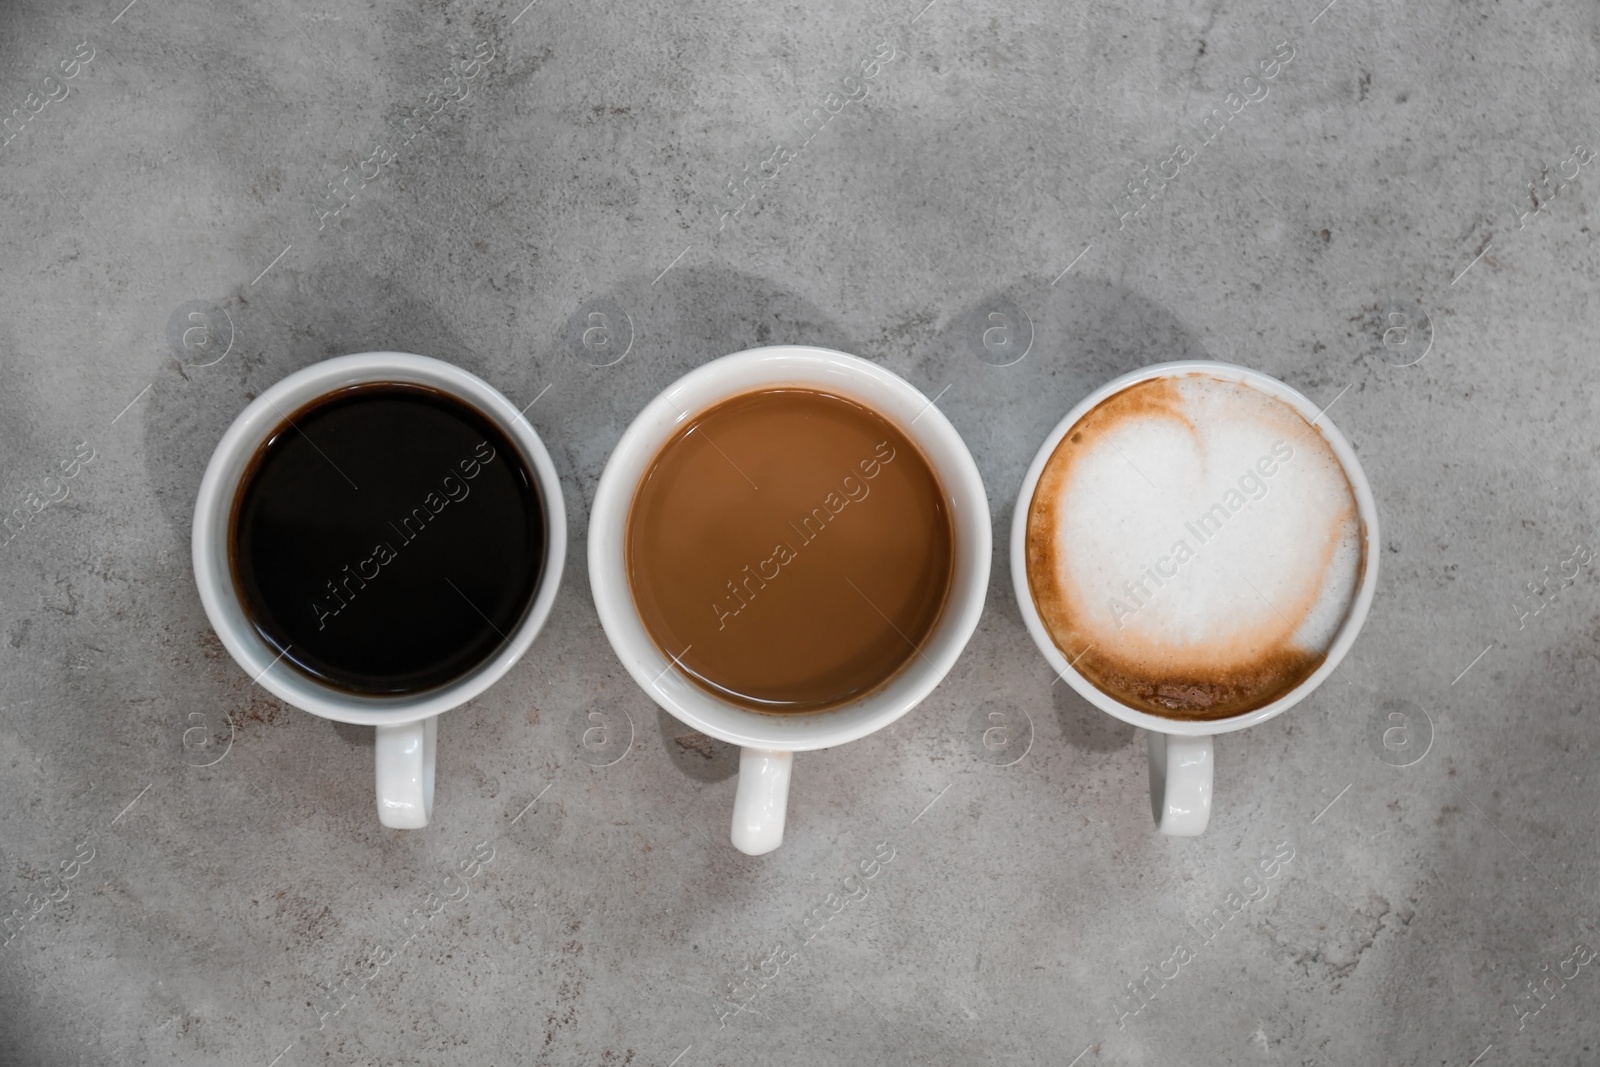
[229,382,545,694]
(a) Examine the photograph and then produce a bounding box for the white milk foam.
[1037,374,1362,677]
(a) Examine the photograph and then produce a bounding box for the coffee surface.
[230,383,544,695]
[1026,374,1364,720]
[627,388,954,713]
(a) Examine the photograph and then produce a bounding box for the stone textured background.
[1,0,1597,1063]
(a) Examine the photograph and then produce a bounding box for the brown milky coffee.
[1025,374,1365,721]
[626,388,954,713]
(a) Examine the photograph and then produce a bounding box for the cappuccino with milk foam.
[1025,374,1365,720]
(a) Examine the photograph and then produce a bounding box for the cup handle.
[731,748,792,856]
[376,716,437,829]
[1147,731,1211,836]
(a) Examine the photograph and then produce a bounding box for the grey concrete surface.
[1,0,1598,1063]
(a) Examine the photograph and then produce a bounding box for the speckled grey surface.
[2,0,1599,1063]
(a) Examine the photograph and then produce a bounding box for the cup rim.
[190,351,568,726]
[587,344,991,752]
[1008,359,1379,737]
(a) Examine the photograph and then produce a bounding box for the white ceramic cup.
[1010,361,1378,835]
[588,345,991,855]
[191,352,567,829]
